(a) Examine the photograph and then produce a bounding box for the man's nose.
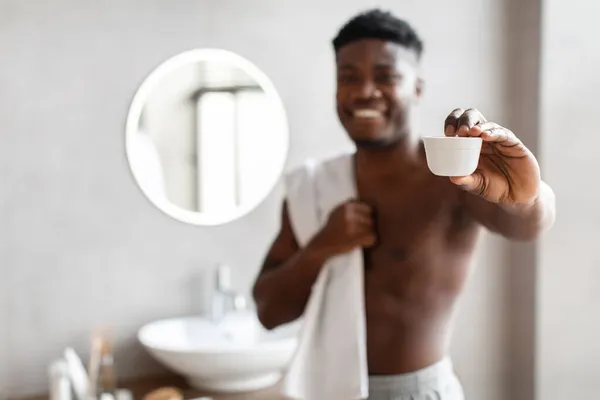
[354,80,381,100]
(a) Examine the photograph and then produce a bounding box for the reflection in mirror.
[126,49,288,225]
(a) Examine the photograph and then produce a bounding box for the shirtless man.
[252,9,556,399]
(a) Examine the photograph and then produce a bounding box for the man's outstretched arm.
[443,108,556,240]
[464,180,556,240]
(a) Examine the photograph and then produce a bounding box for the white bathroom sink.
[138,311,298,393]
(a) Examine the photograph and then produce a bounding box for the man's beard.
[353,138,396,149]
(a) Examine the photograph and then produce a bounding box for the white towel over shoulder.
[281,152,369,400]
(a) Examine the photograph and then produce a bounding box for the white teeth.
[353,109,383,118]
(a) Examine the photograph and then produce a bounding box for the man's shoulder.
[283,151,354,198]
[286,151,354,176]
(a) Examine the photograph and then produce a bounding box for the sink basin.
[138,311,299,393]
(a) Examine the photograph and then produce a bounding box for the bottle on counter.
[88,333,117,400]
[48,359,72,400]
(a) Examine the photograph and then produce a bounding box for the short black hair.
[332,9,424,59]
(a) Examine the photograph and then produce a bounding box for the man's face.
[336,39,422,147]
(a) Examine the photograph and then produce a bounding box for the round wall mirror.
[126,49,289,225]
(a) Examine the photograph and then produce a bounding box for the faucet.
[211,264,247,322]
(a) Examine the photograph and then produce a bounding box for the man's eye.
[375,74,401,84]
[339,75,360,84]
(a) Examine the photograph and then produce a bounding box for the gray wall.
[538,0,600,398]
[0,0,540,398]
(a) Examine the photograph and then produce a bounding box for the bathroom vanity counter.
[15,374,287,400]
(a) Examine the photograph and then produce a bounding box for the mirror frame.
[125,49,289,226]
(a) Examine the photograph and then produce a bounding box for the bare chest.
[357,174,476,270]
[357,175,480,323]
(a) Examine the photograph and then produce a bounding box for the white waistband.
[369,357,456,394]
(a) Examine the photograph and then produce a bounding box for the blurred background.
[0,0,597,399]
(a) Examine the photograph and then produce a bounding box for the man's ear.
[416,77,424,99]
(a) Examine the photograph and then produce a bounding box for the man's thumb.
[450,173,485,195]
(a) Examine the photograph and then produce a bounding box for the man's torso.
[354,156,481,374]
